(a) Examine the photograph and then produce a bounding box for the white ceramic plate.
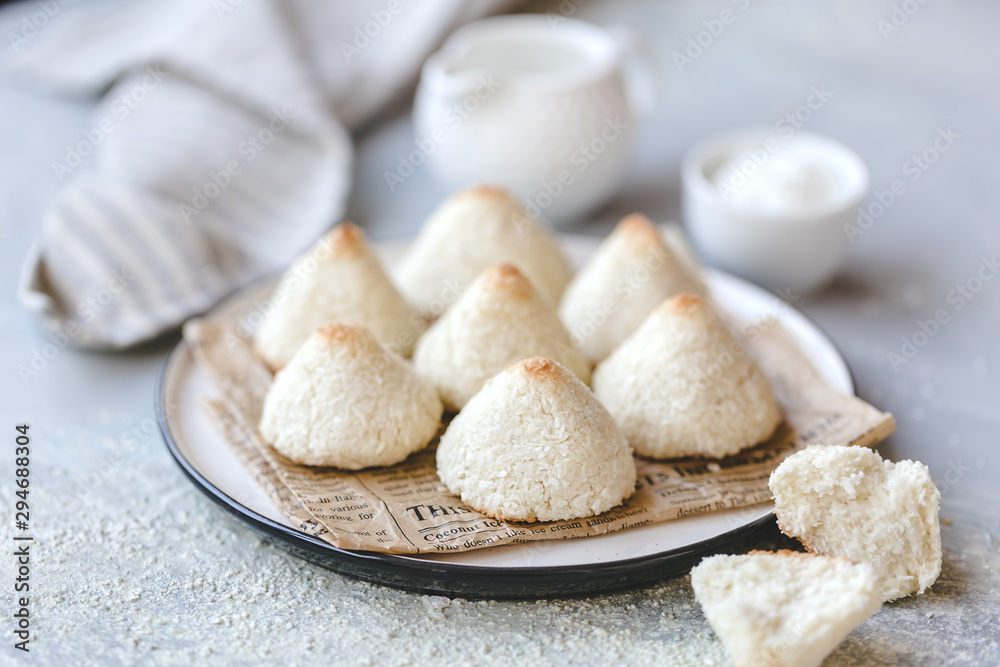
[157,233,852,598]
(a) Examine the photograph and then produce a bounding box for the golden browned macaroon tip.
[513,356,563,379]
[316,322,372,345]
[480,263,533,300]
[462,184,513,200]
[617,212,659,237]
[662,292,705,314]
[616,213,675,256]
[320,221,365,257]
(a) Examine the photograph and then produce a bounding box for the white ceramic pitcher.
[414,15,653,223]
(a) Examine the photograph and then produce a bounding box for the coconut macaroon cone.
[691,550,882,667]
[394,186,573,315]
[253,222,424,370]
[559,213,705,363]
[769,445,942,602]
[259,324,442,469]
[413,264,590,411]
[436,357,636,522]
[592,293,782,459]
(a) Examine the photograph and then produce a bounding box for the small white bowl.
[682,129,868,294]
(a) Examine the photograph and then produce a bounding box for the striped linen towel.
[2,0,509,348]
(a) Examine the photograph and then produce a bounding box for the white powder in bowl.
[712,140,848,214]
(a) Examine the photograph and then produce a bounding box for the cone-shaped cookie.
[260,324,442,469]
[769,445,942,602]
[394,186,572,315]
[691,551,882,667]
[254,222,424,370]
[413,264,591,411]
[436,357,636,522]
[559,213,705,363]
[592,294,781,459]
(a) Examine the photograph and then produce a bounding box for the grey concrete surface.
[1,0,997,665]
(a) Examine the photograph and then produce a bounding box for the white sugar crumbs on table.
[9,415,732,666]
[11,414,1000,666]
